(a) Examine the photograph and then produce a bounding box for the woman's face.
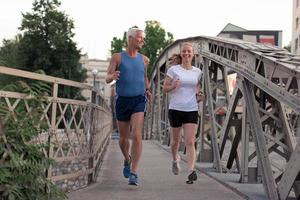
[180,44,194,63]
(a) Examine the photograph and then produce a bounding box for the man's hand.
[110,70,120,80]
[106,70,120,83]
[146,90,152,103]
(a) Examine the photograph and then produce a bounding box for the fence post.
[48,82,58,180]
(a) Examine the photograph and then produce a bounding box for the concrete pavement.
[68,139,246,200]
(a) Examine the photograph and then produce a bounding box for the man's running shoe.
[123,156,131,178]
[128,172,139,186]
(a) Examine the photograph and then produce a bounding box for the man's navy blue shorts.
[115,95,147,121]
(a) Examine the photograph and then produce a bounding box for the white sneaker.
[172,156,181,175]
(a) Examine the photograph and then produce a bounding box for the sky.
[0,0,293,60]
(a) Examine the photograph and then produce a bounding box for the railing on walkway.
[145,36,300,200]
[0,66,112,192]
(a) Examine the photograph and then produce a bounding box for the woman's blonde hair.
[181,42,194,51]
[167,54,182,67]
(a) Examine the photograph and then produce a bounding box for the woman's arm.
[163,75,180,93]
[196,83,205,102]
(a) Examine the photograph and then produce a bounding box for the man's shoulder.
[111,52,122,62]
[141,54,149,65]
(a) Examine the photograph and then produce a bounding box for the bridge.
[0,36,299,200]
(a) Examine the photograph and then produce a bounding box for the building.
[217,23,282,101]
[292,0,300,54]
[80,54,111,104]
[218,23,282,47]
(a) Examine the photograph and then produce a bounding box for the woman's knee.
[185,139,195,147]
[171,138,180,147]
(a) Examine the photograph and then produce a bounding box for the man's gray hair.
[127,28,144,42]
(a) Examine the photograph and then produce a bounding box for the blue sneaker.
[123,159,131,178]
[128,172,138,186]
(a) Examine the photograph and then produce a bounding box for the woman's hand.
[172,78,181,90]
[196,90,205,102]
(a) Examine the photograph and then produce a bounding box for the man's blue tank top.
[116,51,145,97]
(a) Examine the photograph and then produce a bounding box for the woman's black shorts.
[168,109,198,128]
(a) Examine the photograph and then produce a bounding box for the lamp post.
[91,69,98,104]
[92,69,98,88]
[89,68,98,183]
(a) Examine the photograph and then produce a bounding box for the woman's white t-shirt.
[166,64,202,111]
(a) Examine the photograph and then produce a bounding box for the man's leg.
[129,112,144,173]
[117,120,131,162]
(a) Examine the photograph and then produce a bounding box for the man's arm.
[143,55,150,90]
[143,55,152,102]
[106,53,120,84]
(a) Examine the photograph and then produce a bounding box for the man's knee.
[130,132,142,141]
[119,136,129,142]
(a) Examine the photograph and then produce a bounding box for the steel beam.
[242,79,279,200]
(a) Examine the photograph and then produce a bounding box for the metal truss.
[146,36,300,200]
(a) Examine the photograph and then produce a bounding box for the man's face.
[131,30,145,50]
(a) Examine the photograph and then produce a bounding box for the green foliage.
[0,35,24,89]
[0,81,66,200]
[0,0,87,99]
[0,35,23,69]
[110,32,127,55]
[141,20,174,76]
[109,20,174,77]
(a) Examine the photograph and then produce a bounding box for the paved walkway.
[68,139,245,200]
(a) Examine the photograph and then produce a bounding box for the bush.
[0,81,66,200]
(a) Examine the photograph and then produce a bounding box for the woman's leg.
[171,127,181,161]
[183,123,198,171]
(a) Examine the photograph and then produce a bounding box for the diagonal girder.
[242,78,279,200]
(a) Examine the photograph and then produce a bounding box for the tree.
[0,35,23,68]
[17,0,87,98]
[141,20,174,75]
[110,20,174,77]
[0,35,24,88]
[110,32,127,55]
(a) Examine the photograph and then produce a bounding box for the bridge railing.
[0,66,112,192]
[145,36,300,200]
